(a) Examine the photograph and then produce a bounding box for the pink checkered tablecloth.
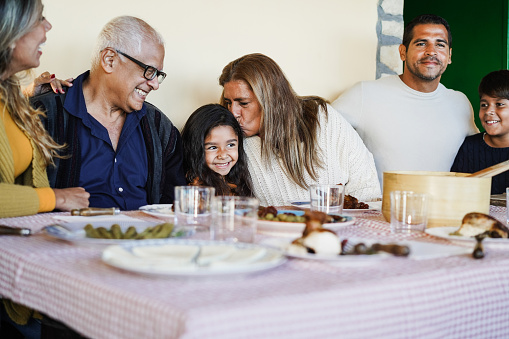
[1,208,509,338]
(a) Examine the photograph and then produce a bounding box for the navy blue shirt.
[64,71,149,209]
[451,133,509,194]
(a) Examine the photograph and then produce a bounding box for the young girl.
[451,70,509,194]
[181,104,253,196]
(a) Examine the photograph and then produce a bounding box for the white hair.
[91,16,164,70]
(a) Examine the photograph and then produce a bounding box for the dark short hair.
[402,14,452,49]
[478,70,509,100]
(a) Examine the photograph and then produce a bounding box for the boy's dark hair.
[402,14,452,49]
[478,70,509,100]
[181,104,254,196]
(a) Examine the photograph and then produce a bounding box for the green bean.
[150,224,163,236]
[110,224,122,239]
[152,223,174,238]
[135,227,153,239]
[84,224,100,238]
[96,227,113,239]
[123,226,137,239]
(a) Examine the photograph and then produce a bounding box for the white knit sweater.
[244,104,381,207]
[332,75,478,187]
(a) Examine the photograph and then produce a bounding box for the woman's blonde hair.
[0,0,62,166]
[219,53,327,188]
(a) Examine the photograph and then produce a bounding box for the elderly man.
[31,16,186,209]
[332,14,478,187]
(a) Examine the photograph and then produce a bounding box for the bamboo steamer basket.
[382,171,491,228]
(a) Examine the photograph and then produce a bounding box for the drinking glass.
[390,190,428,233]
[309,184,344,215]
[174,186,215,236]
[212,196,259,243]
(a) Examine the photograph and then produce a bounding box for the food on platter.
[258,206,306,222]
[84,222,179,240]
[343,195,369,209]
[287,210,409,257]
[449,212,509,239]
[287,211,341,255]
[288,230,340,255]
[258,206,347,223]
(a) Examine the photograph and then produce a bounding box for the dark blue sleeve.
[160,125,186,203]
[450,138,469,173]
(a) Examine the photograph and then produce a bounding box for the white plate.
[425,226,509,244]
[262,237,385,262]
[102,239,287,277]
[289,200,381,212]
[45,219,193,245]
[263,238,470,261]
[257,210,355,237]
[139,204,174,219]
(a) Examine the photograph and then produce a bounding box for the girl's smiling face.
[480,94,509,142]
[204,125,239,176]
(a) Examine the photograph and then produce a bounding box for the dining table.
[1,206,509,339]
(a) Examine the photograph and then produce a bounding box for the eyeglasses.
[116,49,167,84]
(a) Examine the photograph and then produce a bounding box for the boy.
[451,70,509,193]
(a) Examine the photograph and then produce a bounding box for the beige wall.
[36,0,378,129]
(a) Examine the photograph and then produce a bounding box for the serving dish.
[257,210,355,237]
[425,226,509,245]
[382,171,490,227]
[45,219,192,245]
[139,204,174,219]
[102,239,287,277]
[289,200,381,212]
[263,237,470,261]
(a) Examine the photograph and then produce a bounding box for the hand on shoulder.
[23,71,73,97]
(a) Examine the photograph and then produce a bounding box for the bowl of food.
[382,171,491,228]
[256,206,355,237]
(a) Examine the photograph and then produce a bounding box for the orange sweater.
[0,104,55,216]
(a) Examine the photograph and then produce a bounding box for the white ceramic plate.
[263,238,470,261]
[289,200,381,212]
[257,210,355,237]
[139,204,174,219]
[262,237,385,262]
[45,219,193,245]
[102,239,287,277]
[425,226,509,244]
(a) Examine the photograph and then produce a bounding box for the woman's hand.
[53,187,90,211]
[23,71,73,97]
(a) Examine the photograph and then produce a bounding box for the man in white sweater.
[332,14,478,187]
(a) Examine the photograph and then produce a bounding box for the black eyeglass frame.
[115,49,166,84]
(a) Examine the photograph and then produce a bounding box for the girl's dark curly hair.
[181,104,253,196]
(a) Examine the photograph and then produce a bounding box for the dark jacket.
[31,91,186,204]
